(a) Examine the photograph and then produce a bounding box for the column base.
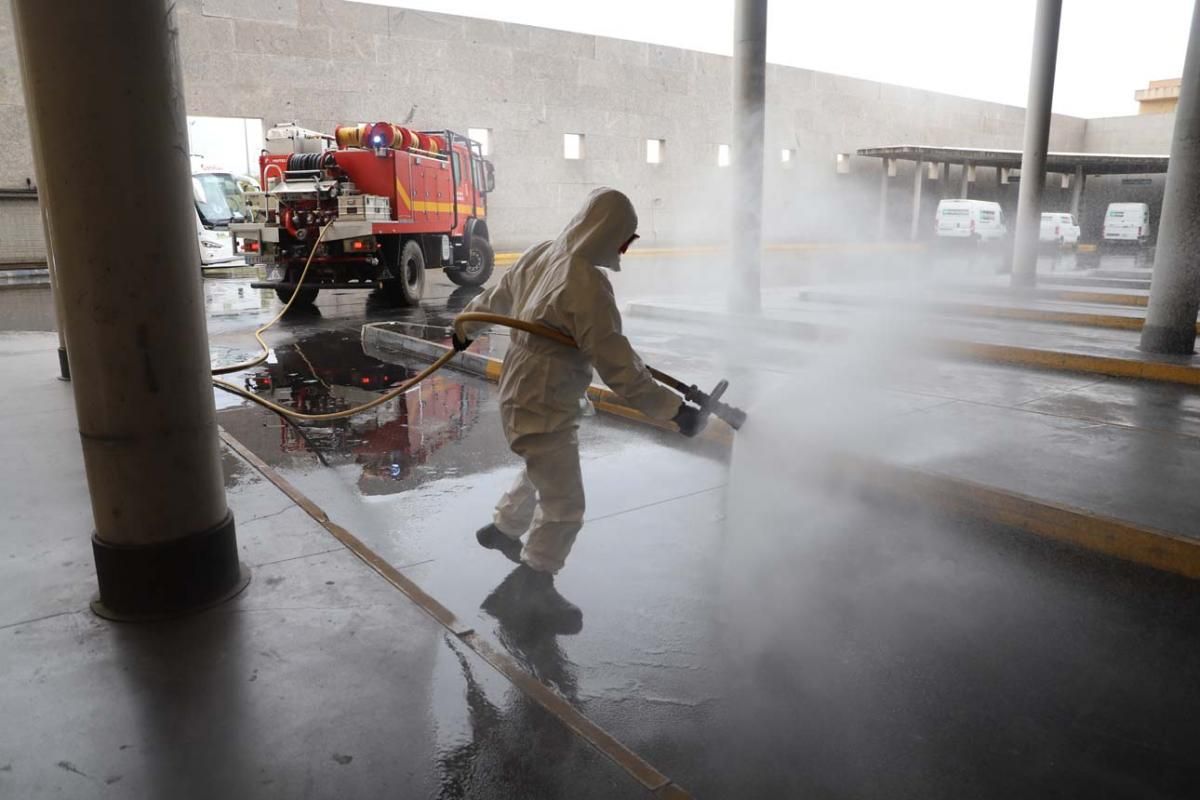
[90,511,250,622]
[1139,324,1197,356]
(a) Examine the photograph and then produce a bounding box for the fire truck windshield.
[192,172,248,228]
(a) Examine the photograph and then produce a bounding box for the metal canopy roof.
[855,145,1168,175]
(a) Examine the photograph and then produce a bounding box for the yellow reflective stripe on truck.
[394,179,412,210]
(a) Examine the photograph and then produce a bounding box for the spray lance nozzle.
[647,366,748,431]
[681,378,748,431]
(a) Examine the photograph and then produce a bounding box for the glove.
[452,331,472,352]
[672,403,704,438]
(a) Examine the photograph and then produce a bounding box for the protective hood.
[555,187,638,271]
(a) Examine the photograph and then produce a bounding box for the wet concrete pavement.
[199,253,1200,797]
[6,246,1200,797]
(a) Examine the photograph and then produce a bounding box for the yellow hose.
[211,221,335,377]
[455,311,576,348]
[212,348,458,422]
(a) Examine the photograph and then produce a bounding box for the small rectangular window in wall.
[836,153,851,174]
[717,144,731,167]
[781,148,795,166]
[646,138,665,164]
[563,133,584,160]
[468,127,491,156]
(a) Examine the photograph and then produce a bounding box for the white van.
[193,170,250,267]
[935,199,1007,243]
[1102,203,1151,246]
[1039,212,1081,248]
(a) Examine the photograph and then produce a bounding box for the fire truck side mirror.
[484,161,495,193]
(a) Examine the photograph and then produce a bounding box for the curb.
[938,340,1200,385]
[1034,276,1151,290]
[0,267,51,286]
[964,285,1149,307]
[842,456,1200,580]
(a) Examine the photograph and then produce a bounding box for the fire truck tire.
[384,239,425,306]
[276,286,319,306]
[447,238,495,287]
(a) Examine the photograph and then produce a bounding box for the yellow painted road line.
[219,427,691,798]
[937,340,1200,385]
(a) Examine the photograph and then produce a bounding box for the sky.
[363,0,1193,118]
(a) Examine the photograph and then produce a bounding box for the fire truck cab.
[234,122,496,307]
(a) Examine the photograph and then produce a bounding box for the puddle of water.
[216,329,492,494]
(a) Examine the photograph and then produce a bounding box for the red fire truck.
[234,122,496,306]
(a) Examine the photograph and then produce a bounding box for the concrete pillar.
[1069,166,1085,218]
[730,0,766,314]
[960,162,971,198]
[1141,2,1200,354]
[879,162,889,239]
[1011,0,1063,287]
[942,162,952,198]
[910,161,924,241]
[12,0,247,619]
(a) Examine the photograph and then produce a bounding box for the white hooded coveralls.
[460,188,682,573]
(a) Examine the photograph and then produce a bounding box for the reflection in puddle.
[237,329,484,494]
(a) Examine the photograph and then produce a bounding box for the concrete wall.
[1084,112,1175,153]
[175,0,1096,247]
[0,194,42,265]
[0,0,1179,254]
[0,1,35,194]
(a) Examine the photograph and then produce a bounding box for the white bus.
[193,170,254,267]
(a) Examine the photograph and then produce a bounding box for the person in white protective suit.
[454,188,703,626]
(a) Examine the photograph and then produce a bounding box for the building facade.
[0,0,1179,258]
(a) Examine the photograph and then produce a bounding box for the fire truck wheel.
[385,239,426,306]
[275,286,319,306]
[447,238,495,287]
